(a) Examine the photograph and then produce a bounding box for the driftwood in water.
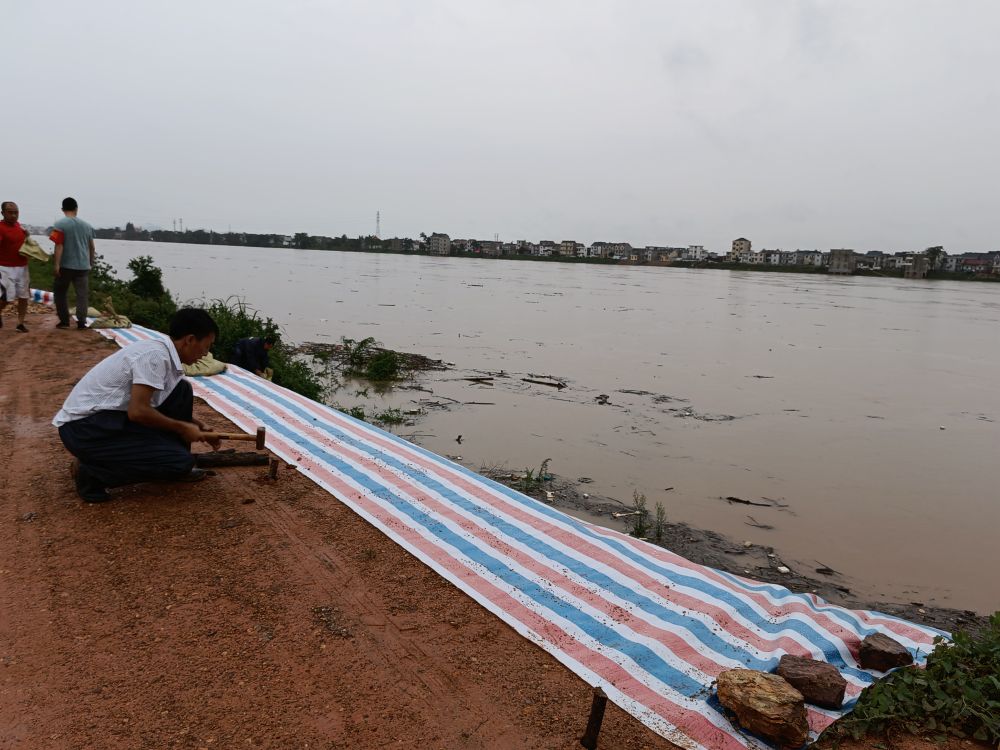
[195,451,270,468]
[745,515,775,530]
[461,377,495,385]
[522,378,567,389]
[723,495,772,507]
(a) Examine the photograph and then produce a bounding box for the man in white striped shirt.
[53,308,223,502]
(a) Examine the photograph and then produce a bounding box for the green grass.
[826,613,1000,744]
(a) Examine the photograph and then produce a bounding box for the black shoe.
[15,323,27,333]
[56,321,70,329]
[175,467,210,483]
[77,322,89,330]
[71,460,111,502]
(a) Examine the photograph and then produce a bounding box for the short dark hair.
[169,308,219,340]
[263,336,277,346]
[1,201,15,212]
[62,197,78,212]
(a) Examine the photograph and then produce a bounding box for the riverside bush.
[339,336,403,381]
[29,253,177,330]
[30,256,323,400]
[829,612,1000,744]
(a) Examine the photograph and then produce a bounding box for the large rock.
[858,632,914,672]
[776,654,847,709]
[717,669,809,748]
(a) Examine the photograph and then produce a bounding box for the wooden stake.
[268,458,279,480]
[580,687,607,749]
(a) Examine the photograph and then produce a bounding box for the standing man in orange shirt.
[0,201,30,332]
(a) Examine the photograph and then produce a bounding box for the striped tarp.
[98,323,946,749]
[29,288,55,306]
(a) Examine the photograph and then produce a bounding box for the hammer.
[214,426,267,450]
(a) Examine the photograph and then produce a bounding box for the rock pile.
[716,632,914,747]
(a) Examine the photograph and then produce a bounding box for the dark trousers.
[58,380,196,490]
[53,268,90,326]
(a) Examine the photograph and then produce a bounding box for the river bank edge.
[482,468,989,636]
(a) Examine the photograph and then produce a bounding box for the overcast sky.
[6,1,999,252]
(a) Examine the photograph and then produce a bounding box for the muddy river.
[95,241,1000,614]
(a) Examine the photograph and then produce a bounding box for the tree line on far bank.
[92,225,1000,281]
[96,223,389,253]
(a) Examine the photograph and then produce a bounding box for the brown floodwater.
[97,241,1000,614]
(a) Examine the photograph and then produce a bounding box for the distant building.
[856,250,885,270]
[428,233,451,256]
[683,245,708,261]
[558,240,579,257]
[730,237,751,262]
[478,240,502,257]
[588,241,612,259]
[643,246,672,263]
[828,249,856,274]
[904,256,929,279]
[514,240,536,255]
[959,256,992,274]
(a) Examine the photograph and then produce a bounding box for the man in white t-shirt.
[54,308,223,502]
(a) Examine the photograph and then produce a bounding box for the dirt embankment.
[0,313,675,749]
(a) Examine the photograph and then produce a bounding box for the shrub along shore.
[28,254,323,399]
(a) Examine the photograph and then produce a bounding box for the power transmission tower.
[376,210,381,238]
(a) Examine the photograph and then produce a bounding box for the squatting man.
[54,308,223,502]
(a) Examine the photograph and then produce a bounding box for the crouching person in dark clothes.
[53,308,223,502]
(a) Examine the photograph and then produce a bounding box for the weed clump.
[626,490,649,538]
[519,458,552,495]
[828,612,1000,744]
[365,350,401,381]
[653,501,667,542]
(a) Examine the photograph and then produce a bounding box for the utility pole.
[376,210,381,238]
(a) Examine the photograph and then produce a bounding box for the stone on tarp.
[858,632,914,672]
[776,654,847,709]
[716,669,809,749]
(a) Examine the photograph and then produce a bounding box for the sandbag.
[88,315,132,329]
[183,352,227,377]
[19,237,51,263]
